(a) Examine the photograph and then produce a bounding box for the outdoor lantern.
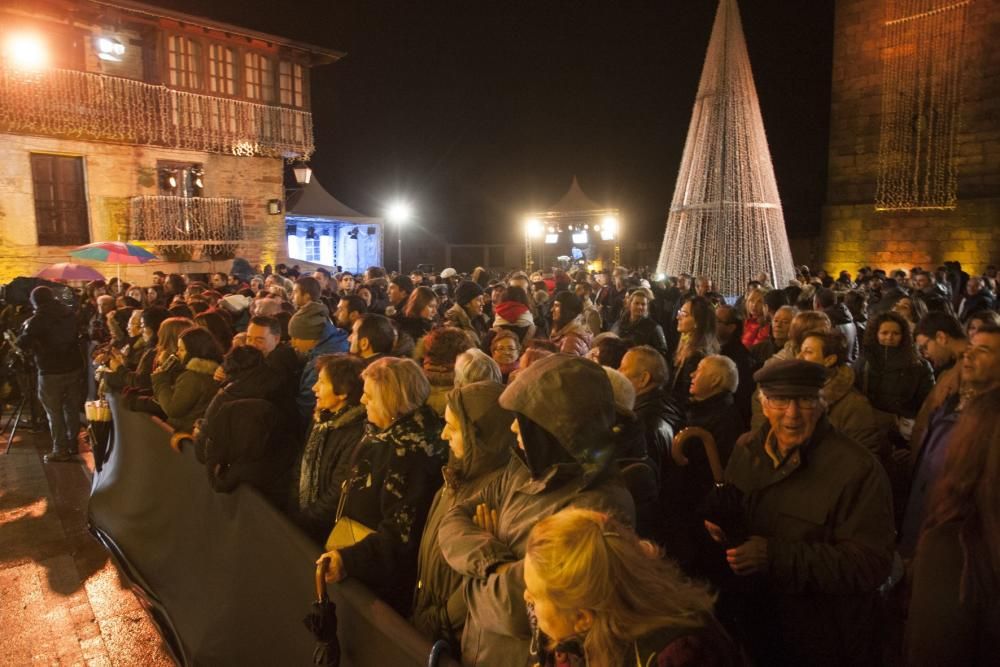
[292,161,313,185]
[5,33,48,70]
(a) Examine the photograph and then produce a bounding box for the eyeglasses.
[677,310,690,318]
[763,396,821,410]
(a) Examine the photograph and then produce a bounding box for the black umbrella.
[672,427,748,547]
[303,559,340,666]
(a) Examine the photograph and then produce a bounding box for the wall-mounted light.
[292,161,312,185]
[95,36,126,62]
[4,33,48,70]
[267,199,282,215]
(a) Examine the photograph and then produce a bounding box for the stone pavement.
[0,414,175,666]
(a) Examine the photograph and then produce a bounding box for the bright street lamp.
[387,201,413,273]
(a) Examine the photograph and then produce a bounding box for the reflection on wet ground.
[0,418,175,665]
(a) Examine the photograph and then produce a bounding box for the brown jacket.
[909,363,961,469]
[725,416,894,666]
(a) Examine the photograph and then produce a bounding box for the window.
[279,61,304,108]
[30,154,90,246]
[167,35,203,90]
[157,161,204,198]
[208,44,236,96]
[244,52,275,102]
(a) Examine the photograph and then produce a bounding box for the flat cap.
[753,359,826,398]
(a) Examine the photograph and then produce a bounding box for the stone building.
[820,0,1000,274]
[0,0,341,282]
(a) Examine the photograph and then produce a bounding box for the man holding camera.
[16,286,85,463]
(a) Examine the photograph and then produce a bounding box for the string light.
[656,0,795,296]
[0,64,314,158]
[129,195,244,258]
[876,0,969,210]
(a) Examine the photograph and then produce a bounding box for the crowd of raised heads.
[6,258,999,667]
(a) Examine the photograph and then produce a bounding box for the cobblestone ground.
[0,409,175,666]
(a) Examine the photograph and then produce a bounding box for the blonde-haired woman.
[741,288,770,348]
[317,357,447,615]
[524,508,739,667]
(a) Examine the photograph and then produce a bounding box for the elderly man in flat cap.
[707,359,895,667]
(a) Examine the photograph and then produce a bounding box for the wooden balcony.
[0,64,314,159]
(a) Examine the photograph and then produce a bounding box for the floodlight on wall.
[95,36,126,62]
[4,33,48,70]
[292,161,312,185]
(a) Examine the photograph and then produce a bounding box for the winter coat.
[336,404,447,616]
[669,350,704,406]
[909,361,962,468]
[899,393,961,557]
[438,354,635,667]
[957,291,995,322]
[905,521,1000,667]
[720,338,755,427]
[444,303,488,347]
[723,416,894,667]
[151,356,221,432]
[855,344,935,420]
[412,382,513,646]
[289,403,367,543]
[16,300,83,375]
[537,615,741,667]
[296,321,350,421]
[549,316,592,356]
[611,315,668,356]
[581,301,602,337]
[825,303,859,363]
[613,413,661,544]
[633,386,684,475]
[749,336,781,370]
[741,318,770,349]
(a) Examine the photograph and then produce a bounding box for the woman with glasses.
[670,296,719,405]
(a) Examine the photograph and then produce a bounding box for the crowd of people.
[4,258,999,666]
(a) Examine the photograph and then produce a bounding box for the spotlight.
[5,33,48,70]
[544,233,559,244]
[601,216,618,234]
[524,217,543,238]
[96,36,126,62]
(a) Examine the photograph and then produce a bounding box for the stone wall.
[820,0,1000,274]
[0,133,286,283]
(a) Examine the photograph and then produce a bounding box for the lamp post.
[387,201,412,274]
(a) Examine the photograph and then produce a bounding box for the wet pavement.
[0,412,175,666]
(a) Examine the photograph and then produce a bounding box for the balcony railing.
[0,65,314,159]
[129,195,244,260]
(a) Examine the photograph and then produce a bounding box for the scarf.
[298,404,365,508]
[494,301,531,323]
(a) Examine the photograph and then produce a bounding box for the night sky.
[152,0,836,244]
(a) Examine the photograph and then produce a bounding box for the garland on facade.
[0,65,314,159]
[129,196,244,259]
[876,0,969,210]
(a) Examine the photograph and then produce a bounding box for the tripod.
[1,354,40,456]
[2,390,30,454]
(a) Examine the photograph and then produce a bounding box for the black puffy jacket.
[856,344,935,419]
[17,301,83,374]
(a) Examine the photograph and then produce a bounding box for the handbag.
[324,449,376,551]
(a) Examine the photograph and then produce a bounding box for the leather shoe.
[43,451,79,463]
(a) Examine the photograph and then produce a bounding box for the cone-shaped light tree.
[656,0,795,296]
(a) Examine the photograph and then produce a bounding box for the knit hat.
[455,280,484,307]
[288,301,329,340]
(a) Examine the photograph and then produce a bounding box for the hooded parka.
[411,382,514,645]
[438,354,635,667]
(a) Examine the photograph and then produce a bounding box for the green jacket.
[724,415,894,666]
[151,357,221,432]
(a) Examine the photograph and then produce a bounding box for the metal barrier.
[88,396,460,667]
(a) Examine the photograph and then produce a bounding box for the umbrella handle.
[315,558,330,603]
[672,426,724,484]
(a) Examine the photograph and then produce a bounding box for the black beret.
[753,359,826,398]
[455,280,484,306]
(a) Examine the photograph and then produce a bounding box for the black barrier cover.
[88,397,460,666]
